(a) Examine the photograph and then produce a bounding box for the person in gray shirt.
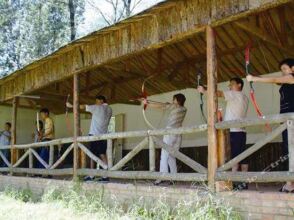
[67,95,112,182]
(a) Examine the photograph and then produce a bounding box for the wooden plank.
[8,168,73,176]
[31,149,49,169]
[206,25,218,191]
[287,120,294,172]
[215,113,294,129]
[111,138,148,171]
[218,123,287,171]
[153,136,207,174]
[29,150,33,169]
[149,136,156,172]
[73,73,80,178]
[216,129,232,191]
[235,20,294,56]
[78,169,207,182]
[12,149,30,168]
[78,143,108,169]
[50,144,74,169]
[49,145,54,167]
[216,171,294,182]
[107,139,113,169]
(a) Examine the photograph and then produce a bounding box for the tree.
[87,0,144,25]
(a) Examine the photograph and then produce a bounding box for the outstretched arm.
[197,86,224,98]
[143,100,169,110]
[247,74,294,84]
[66,102,86,110]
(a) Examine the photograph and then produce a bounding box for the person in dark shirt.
[247,58,294,192]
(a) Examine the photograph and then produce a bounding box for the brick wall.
[0,175,293,219]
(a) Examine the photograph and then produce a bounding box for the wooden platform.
[0,175,293,219]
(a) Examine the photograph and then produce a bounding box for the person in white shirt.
[143,94,187,185]
[0,122,11,167]
[198,77,249,189]
[67,95,112,182]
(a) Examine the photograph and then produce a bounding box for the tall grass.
[1,184,241,220]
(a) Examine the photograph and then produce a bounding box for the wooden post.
[288,120,294,172]
[49,144,54,167]
[73,73,81,179]
[29,149,33,169]
[149,136,155,172]
[11,97,19,167]
[216,129,232,191]
[206,25,218,191]
[107,139,113,169]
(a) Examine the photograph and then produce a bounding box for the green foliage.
[2,184,242,219]
[4,186,34,203]
[0,0,85,77]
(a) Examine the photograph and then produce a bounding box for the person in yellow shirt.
[37,108,55,168]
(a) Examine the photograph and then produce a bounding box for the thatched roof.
[0,0,293,114]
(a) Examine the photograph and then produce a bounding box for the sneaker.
[84,176,95,181]
[97,177,109,182]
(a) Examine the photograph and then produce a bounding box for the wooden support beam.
[73,73,81,178]
[111,138,148,171]
[288,120,294,172]
[235,21,294,56]
[149,136,156,172]
[107,139,113,169]
[216,171,294,182]
[216,129,232,191]
[206,25,218,191]
[78,169,207,182]
[153,136,207,174]
[11,97,18,166]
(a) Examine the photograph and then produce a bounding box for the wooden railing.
[0,113,293,189]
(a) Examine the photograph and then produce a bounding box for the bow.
[245,43,271,131]
[141,78,156,130]
[197,71,207,123]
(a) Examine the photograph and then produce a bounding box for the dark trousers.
[36,139,51,168]
[0,149,9,167]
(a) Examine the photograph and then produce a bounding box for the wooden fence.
[0,113,293,190]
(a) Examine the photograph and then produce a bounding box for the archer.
[67,95,112,182]
[144,93,187,186]
[247,58,294,193]
[198,77,249,190]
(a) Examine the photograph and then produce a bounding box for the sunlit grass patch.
[0,183,241,220]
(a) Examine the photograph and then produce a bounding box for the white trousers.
[159,134,182,173]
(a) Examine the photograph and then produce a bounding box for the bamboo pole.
[11,97,18,168]
[107,139,113,169]
[73,73,80,179]
[206,25,218,191]
[149,136,156,172]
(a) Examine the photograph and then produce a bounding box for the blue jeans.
[36,139,51,169]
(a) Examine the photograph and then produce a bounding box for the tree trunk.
[68,0,76,41]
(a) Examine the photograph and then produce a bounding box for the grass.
[0,183,241,220]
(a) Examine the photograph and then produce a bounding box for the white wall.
[0,72,283,148]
